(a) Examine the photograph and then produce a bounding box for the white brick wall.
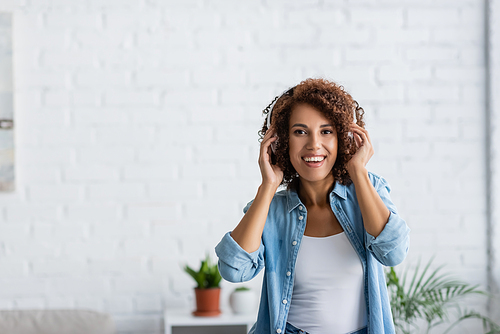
[489,0,500,322]
[0,0,490,333]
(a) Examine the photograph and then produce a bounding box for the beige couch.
[0,309,115,334]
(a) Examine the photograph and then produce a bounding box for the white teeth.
[304,156,325,162]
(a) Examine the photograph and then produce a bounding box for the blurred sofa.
[0,309,115,334]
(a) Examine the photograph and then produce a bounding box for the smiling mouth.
[303,156,325,162]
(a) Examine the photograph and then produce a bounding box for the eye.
[293,129,306,135]
[322,129,334,134]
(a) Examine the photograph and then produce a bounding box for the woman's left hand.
[347,123,374,174]
[346,123,390,239]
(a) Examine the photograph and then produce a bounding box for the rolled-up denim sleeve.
[215,232,265,283]
[365,175,410,267]
[214,200,265,283]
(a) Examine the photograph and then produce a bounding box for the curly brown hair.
[259,78,365,189]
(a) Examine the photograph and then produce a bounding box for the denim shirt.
[215,172,410,334]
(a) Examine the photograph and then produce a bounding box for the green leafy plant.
[184,255,222,289]
[386,258,500,334]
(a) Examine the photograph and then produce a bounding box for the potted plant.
[184,255,222,316]
[386,257,500,333]
[229,286,257,315]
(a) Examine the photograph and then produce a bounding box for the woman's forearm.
[350,167,390,238]
[230,183,277,253]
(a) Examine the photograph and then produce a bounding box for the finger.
[350,126,364,141]
[263,125,277,141]
[349,123,366,134]
[350,126,369,144]
[353,132,363,148]
[261,134,277,155]
[261,134,277,151]
[350,124,371,140]
[260,136,277,163]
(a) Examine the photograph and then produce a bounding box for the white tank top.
[286,232,368,334]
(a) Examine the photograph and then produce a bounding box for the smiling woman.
[262,79,364,189]
[215,78,410,334]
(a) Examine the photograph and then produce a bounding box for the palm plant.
[386,258,500,334]
[184,255,222,289]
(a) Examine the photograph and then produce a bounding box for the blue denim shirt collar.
[286,182,348,212]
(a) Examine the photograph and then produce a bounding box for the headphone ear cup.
[271,140,277,154]
[270,139,277,165]
[267,110,276,154]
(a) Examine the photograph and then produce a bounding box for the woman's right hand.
[231,126,283,253]
[258,126,284,189]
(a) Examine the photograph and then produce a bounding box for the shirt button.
[298,215,303,220]
[287,271,291,276]
[277,330,282,334]
[282,299,287,304]
[292,241,297,246]
[299,205,303,210]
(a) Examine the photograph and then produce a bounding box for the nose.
[307,132,321,150]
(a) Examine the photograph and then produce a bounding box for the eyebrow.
[291,123,333,128]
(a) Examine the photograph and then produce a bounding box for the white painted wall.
[0,0,489,333]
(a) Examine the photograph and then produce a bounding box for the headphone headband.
[266,86,295,128]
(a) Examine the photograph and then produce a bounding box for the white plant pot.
[229,290,257,315]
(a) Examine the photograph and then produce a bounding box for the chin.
[297,171,334,184]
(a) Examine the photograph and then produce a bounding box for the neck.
[297,174,335,207]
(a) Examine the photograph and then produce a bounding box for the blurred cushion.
[0,309,115,334]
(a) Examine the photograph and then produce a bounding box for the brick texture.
[0,0,488,333]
